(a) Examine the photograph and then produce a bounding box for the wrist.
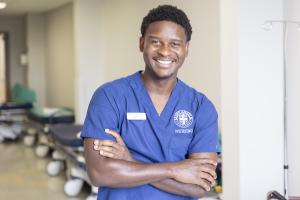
[166,162,177,179]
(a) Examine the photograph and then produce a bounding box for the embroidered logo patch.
[173,110,193,128]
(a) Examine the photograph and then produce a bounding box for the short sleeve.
[188,95,220,154]
[80,87,119,141]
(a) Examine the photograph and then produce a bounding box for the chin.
[145,62,179,80]
[153,70,176,80]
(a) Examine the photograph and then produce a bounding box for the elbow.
[87,164,119,187]
[87,168,104,187]
[86,161,110,187]
[88,168,112,187]
[84,139,116,187]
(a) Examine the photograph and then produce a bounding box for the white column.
[73,0,106,123]
[220,0,240,199]
[221,0,284,199]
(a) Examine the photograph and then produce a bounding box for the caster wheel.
[39,135,48,144]
[52,150,65,160]
[27,128,37,135]
[64,178,84,197]
[35,145,49,157]
[47,161,63,176]
[23,135,35,147]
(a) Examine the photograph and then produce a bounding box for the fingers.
[94,139,125,152]
[94,129,126,149]
[95,139,117,148]
[199,165,217,180]
[105,129,126,145]
[99,149,117,159]
[191,170,215,191]
[198,170,216,186]
[93,139,101,150]
[197,158,218,167]
[99,145,125,155]
[193,159,218,179]
[197,179,212,192]
[94,145,120,159]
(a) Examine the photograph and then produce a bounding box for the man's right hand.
[171,158,217,191]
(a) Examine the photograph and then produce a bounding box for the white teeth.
[157,60,172,65]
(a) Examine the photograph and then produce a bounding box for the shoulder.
[91,74,133,105]
[179,80,217,118]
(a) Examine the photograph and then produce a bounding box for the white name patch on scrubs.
[127,112,147,120]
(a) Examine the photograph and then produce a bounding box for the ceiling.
[0,0,73,16]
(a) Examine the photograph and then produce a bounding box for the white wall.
[73,0,220,123]
[45,3,74,108]
[0,16,26,94]
[27,3,74,108]
[221,0,284,199]
[220,0,240,199]
[284,0,300,196]
[26,14,47,107]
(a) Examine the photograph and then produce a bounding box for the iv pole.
[263,20,300,200]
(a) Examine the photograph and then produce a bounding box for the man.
[82,5,220,200]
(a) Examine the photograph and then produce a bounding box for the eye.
[171,42,180,48]
[151,39,160,46]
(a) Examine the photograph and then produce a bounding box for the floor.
[0,140,221,200]
[0,141,89,200]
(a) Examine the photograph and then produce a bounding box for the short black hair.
[141,5,192,41]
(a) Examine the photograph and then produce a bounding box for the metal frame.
[263,20,300,199]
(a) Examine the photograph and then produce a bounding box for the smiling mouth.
[154,58,175,66]
[157,60,172,65]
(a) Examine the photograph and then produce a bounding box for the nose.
[157,44,171,56]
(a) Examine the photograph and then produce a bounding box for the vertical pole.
[282,22,289,199]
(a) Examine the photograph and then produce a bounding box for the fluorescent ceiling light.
[0,2,7,9]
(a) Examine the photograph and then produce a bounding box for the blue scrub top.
[81,71,220,200]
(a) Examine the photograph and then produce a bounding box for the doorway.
[0,32,8,102]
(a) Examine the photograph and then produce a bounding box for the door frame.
[0,32,10,102]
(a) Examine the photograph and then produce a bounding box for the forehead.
[144,20,187,41]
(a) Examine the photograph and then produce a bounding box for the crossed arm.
[84,129,218,198]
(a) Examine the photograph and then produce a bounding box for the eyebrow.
[147,35,184,43]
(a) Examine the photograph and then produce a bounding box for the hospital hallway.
[0,141,89,200]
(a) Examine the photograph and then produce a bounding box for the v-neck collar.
[130,71,181,120]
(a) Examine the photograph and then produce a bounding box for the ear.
[185,42,190,57]
[139,37,144,52]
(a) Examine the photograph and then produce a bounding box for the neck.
[141,70,177,96]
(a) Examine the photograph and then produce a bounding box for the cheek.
[143,52,153,65]
[143,47,156,59]
[176,50,187,60]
